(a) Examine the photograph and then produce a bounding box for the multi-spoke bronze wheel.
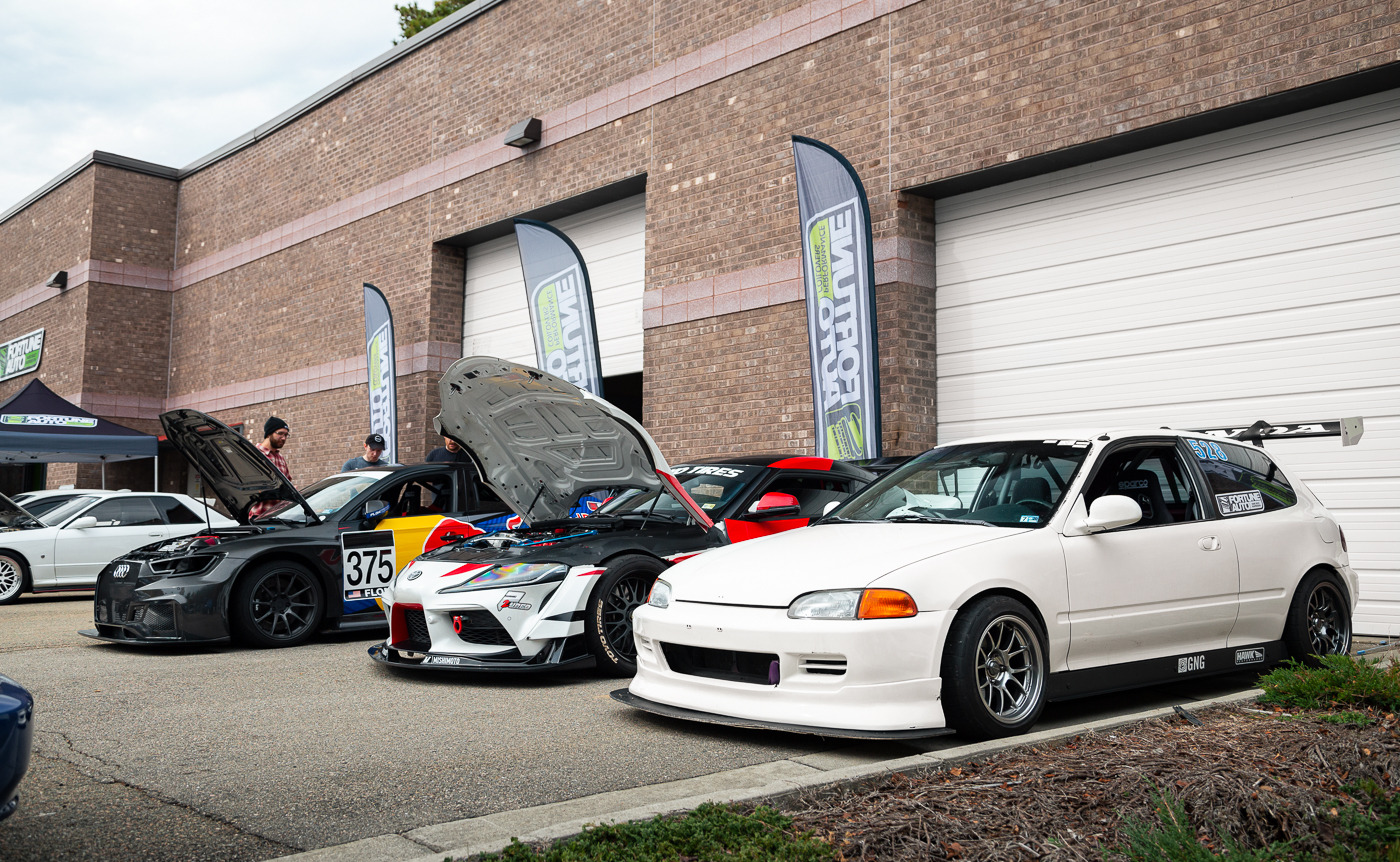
[1285,570,1352,661]
[231,561,324,648]
[942,596,1048,740]
[586,554,664,677]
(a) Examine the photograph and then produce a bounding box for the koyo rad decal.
[341,530,396,601]
[1216,490,1265,516]
[792,136,880,461]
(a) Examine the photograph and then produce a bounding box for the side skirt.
[1047,640,1285,702]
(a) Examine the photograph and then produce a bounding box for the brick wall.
[0,0,1395,491]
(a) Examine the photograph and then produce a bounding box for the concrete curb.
[272,687,1265,862]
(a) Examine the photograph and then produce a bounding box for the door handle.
[1198,536,1221,551]
[148,531,162,537]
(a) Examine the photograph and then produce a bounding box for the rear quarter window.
[1187,438,1297,516]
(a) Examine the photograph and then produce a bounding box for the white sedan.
[617,428,1357,740]
[0,491,236,604]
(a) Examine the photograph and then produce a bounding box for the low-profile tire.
[1282,569,1352,662]
[0,552,28,605]
[229,561,325,648]
[941,595,1048,741]
[585,554,665,677]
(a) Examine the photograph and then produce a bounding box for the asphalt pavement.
[0,591,1283,862]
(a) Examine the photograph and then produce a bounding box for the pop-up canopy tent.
[0,380,157,486]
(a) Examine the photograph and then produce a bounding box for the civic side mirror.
[67,516,98,529]
[739,492,801,521]
[1076,495,1142,533]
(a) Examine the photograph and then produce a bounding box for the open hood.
[159,409,317,526]
[435,357,711,527]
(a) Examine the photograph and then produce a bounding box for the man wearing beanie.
[248,417,292,519]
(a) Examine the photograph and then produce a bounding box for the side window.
[84,497,162,527]
[1187,438,1297,516]
[385,472,459,517]
[155,496,204,525]
[753,474,856,519]
[1084,446,1202,528]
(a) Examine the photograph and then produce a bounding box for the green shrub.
[1257,656,1400,713]
[475,803,833,862]
[1320,780,1400,862]
[1108,787,1290,861]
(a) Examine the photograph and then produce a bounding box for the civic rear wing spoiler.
[1188,418,1364,448]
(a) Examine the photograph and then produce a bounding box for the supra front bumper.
[85,557,234,644]
[368,641,593,672]
[628,601,952,734]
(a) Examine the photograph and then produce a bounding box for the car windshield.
[38,495,103,526]
[834,440,1092,528]
[0,494,45,529]
[253,474,384,523]
[17,495,78,519]
[596,464,760,518]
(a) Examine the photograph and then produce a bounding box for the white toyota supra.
[615,428,1358,740]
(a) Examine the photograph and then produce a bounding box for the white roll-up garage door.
[463,194,645,375]
[934,91,1400,634]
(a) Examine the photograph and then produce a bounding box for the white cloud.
[0,0,402,209]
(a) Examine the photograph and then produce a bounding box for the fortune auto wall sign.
[0,329,44,383]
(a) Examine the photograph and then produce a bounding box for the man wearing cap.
[248,417,292,519]
[341,433,396,472]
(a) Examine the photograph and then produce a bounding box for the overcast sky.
[0,0,403,210]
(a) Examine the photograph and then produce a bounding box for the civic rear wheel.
[0,553,27,605]
[585,554,664,677]
[942,596,1047,740]
[230,561,324,648]
[1283,569,1352,661]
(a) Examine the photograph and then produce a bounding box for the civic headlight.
[787,588,917,620]
[436,562,567,594]
[648,578,672,609]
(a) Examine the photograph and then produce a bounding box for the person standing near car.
[342,433,396,471]
[248,417,292,519]
[426,433,470,463]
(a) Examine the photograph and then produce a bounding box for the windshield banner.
[514,219,604,396]
[792,136,881,460]
[362,283,398,464]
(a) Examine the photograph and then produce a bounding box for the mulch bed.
[778,705,1399,860]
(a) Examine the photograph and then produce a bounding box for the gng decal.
[1177,654,1206,673]
[1216,491,1265,517]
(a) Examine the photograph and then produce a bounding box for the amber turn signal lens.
[857,589,918,619]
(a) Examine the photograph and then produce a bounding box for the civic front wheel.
[942,596,1047,740]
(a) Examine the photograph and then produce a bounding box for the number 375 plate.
[341,530,396,601]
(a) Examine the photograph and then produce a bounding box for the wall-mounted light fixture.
[504,117,542,148]
[45,270,67,289]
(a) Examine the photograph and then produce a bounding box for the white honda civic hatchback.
[617,429,1357,740]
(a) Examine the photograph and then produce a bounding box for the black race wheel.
[942,595,1047,740]
[230,561,325,648]
[1283,569,1352,661]
[0,553,27,605]
[585,554,665,677]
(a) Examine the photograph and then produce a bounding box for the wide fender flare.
[220,549,338,617]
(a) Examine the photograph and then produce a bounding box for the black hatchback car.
[81,410,511,648]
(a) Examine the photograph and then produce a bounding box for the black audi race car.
[368,357,874,676]
[80,410,513,648]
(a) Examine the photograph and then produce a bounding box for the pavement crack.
[29,739,301,854]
